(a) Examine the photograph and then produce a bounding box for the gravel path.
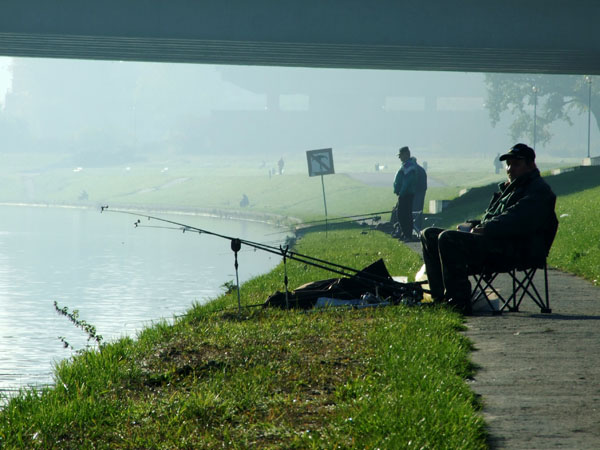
[403,241,600,449]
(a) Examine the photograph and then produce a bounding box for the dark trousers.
[413,191,426,212]
[396,194,414,239]
[412,190,426,231]
[420,227,494,303]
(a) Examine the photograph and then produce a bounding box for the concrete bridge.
[1,0,599,74]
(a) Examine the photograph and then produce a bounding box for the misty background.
[0,56,596,168]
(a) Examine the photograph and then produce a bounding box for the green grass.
[0,228,486,449]
[549,187,600,285]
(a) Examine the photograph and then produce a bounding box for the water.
[0,206,287,398]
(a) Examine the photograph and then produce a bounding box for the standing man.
[393,146,417,241]
[420,143,557,314]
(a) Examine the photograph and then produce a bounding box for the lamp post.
[585,76,592,159]
[132,104,137,149]
[532,85,538,149]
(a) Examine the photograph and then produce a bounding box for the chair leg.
[508,269,519,312]
[470,273,503,315]
[541,262,552,314]
[511,265,552,314]
[471,259,552,315]
[512,269,536,311]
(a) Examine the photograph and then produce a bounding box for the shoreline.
[0,201,301,230]
[0,201,295,405]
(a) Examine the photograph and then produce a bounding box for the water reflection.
[0,206,286,397]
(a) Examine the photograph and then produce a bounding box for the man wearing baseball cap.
[392,146,417,241]
[420,143,558,314]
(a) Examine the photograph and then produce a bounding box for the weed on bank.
[0,229,486,449]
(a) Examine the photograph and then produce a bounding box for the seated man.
[420,143,558,314]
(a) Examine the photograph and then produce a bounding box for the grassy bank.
[548,187,600,285]
[0,228,487,449]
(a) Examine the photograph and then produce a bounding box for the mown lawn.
[0,228,487,449]
[549,187,600,285]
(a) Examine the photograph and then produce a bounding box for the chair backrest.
[483,210,558,273]
[515,207,558,270]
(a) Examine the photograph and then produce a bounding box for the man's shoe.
[446,297,473,316]
[400,236,419,243]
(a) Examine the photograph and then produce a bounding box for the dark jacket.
[415,161,427,194]
[393,158,417,197]
[480,169,558,268]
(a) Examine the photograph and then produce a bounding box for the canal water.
[0,206,287,398]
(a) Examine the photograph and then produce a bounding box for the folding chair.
[470,217,558,315]
[470,259,551,315]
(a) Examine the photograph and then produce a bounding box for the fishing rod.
[102,206,366,277]
[101,206,425,309]
[296,210,392,227]
[102,206,419,288]
[135,224,291,246]
[265,210,392,236]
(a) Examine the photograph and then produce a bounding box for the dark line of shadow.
[528,313,600,321]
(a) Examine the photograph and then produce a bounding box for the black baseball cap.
[499,143,536,161]
[397,146,410,156]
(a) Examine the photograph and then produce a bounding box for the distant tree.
[484,73,599,146]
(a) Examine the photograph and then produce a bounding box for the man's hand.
[457,223,472,232]
[470,226,485,235]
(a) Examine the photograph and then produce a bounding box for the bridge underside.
[1,0,599,74]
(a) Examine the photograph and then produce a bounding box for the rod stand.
[231,238,242,313]
[321,174,328,237]
[280,245,290,309]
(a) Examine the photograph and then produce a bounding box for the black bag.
[264,259,423,309]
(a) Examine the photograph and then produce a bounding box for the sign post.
[306,148,335,236]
